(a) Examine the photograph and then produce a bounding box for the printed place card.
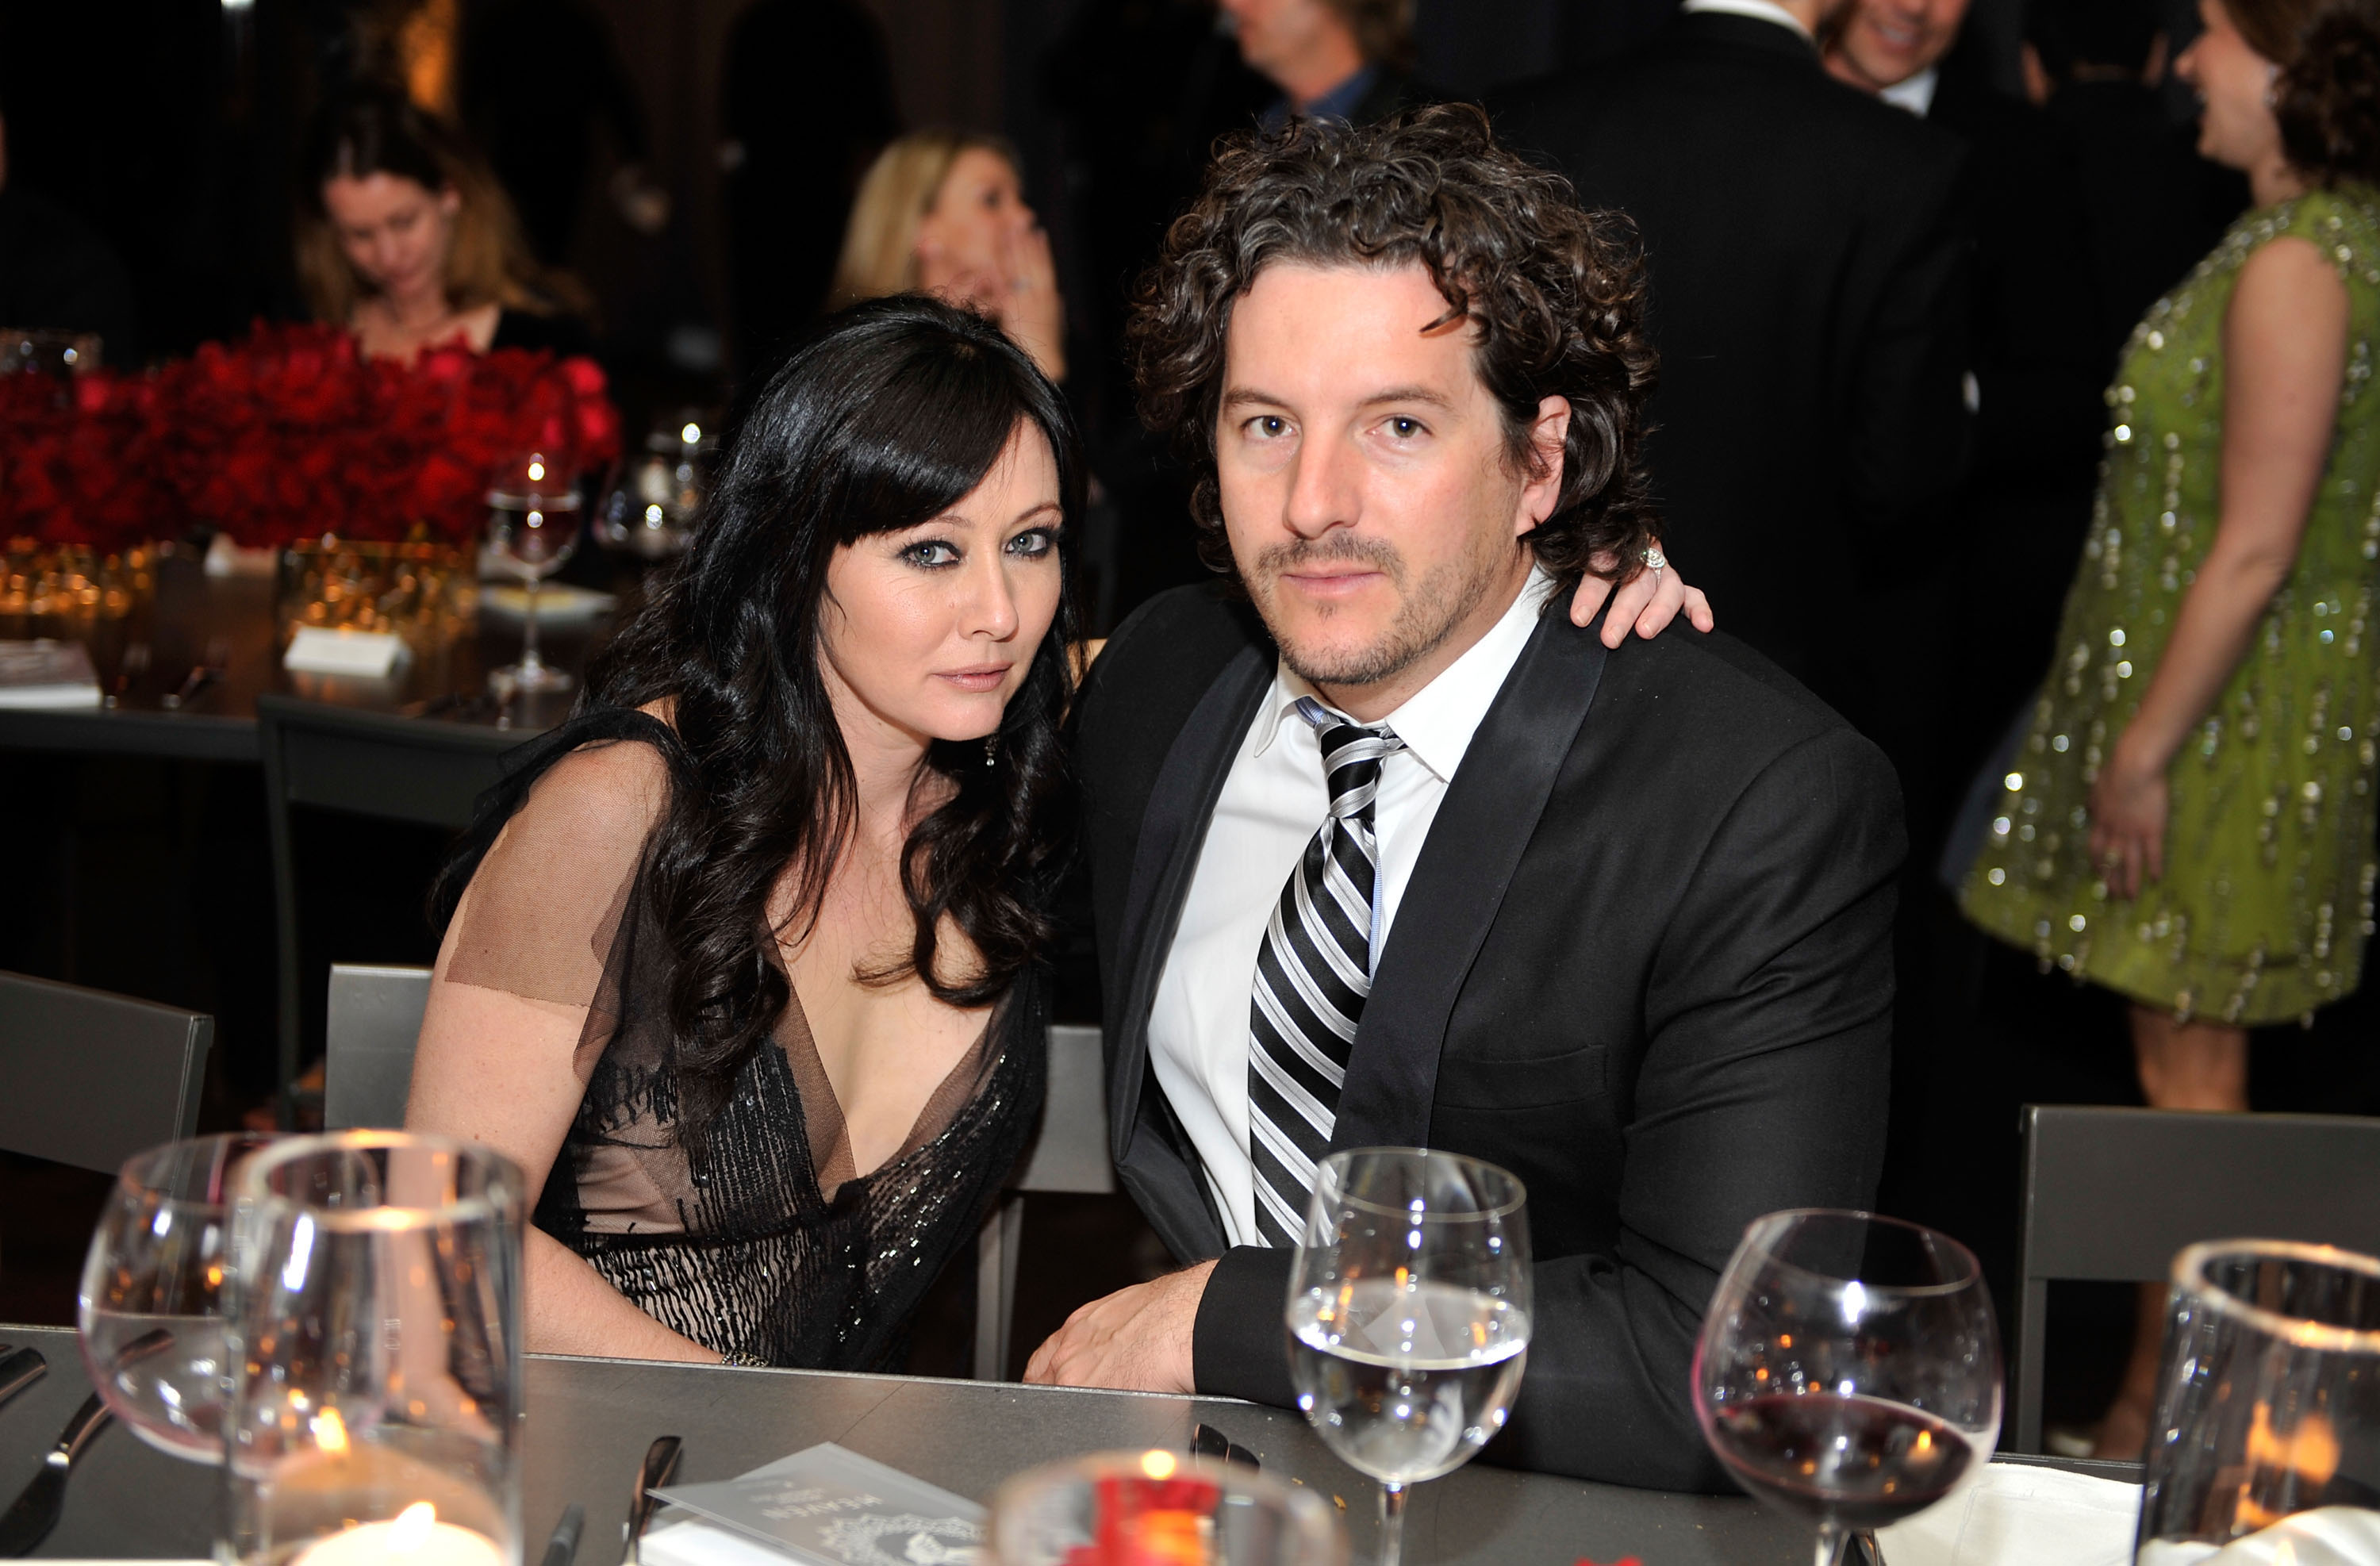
[649,1442,985,1566]
[284,628,406,677]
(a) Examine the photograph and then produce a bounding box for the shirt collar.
[1255,568,1557,782]
[1679,0,1814,43]
[1258,63,1380,131]
[1879,66,1940,116]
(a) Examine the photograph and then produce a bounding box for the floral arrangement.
[0,320,621,555]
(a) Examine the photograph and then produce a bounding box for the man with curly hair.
[1024,106,1905,1490]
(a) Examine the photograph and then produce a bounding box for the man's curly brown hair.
[1126,102,1660,597]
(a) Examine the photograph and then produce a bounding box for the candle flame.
[1139,1450,1177,1480]
[391,1503,437,1552]
[311,1407,348,1456]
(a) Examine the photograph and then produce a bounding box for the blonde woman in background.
[831,130,1065,382]
[297,83,594,363]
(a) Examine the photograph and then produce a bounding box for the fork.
[162,635,230,709]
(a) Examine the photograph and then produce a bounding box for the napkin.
[1874,1463,2142,1566]
[2136,1508,2380,1566]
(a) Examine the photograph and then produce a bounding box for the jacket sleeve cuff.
[1192,1246,1299,1407]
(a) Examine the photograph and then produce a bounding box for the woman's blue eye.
[1007,528,1058,558]
[902,539,961,568]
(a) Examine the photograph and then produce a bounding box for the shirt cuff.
[1191,1245,1299,1407]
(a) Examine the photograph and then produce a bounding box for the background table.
[0,549,620,761]
[0,1324,1819,1565]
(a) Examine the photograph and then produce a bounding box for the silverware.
[1189,1422,1258,1469]
[106,642,150,709]
[162,635,230,710]
[0,1392,110,1556]
[541,1503,585,1566]
[0,1350,43,1415]
[620,1435,681,1565]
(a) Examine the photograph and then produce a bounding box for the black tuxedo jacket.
[1492,13,1971,726]
[1074,585,1905,1489]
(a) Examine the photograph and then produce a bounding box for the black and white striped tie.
[1247,697,1405,1246]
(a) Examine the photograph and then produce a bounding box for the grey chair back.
[317,961,1115,1379]
[974,1023,1118,1380]
[257,695,526,1125]
[0,970,210,1173]
[2013,1103,2380,1453]
[324,964,434,1130]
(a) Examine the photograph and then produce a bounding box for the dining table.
[0,1323,2136,1566]
[0,547,621,762]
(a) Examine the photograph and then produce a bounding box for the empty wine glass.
[1692,1210,2002,1566]
[1287,1148,1531,1566]
[486,448,582,693]
[77,1132,282,1464]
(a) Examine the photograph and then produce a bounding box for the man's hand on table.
[1021,1260,1214,1392]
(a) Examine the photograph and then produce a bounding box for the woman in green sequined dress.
[1964,0,2380,1097]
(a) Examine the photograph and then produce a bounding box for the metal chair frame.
[2012,1102,2380,1453]
[0,969,210,1175]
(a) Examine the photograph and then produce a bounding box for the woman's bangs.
[830,343,1049,543]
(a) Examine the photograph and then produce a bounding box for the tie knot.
[1296,697,1403,819]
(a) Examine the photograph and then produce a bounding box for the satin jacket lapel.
[1333,616,1608,1150]
[1107,643,1273,1165]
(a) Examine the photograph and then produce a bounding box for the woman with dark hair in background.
[405,297,1079,1368]
[1961,0,2380,1454]
[296,84,594,363]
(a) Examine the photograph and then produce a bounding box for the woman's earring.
[985,735,998,768]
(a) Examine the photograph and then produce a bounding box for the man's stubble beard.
[1241,522,1522,693]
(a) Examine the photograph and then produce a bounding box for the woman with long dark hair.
[407,297,1077,1368]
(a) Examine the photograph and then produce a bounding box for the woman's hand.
[2087,736,2169,900]
[1568,546,1714,647]
[996,222,1067,383]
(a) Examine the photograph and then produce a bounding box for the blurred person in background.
[1495,0,1971,817]
[1223,0,1437,127]
[1960,0,2380,1457]
[1825,0,2108,840]
[459,0,670,267]
[831,131,1067,384]
[0,102,137,364]
[298,85,594,363]
[720,0,898,381]
[2025,0,2251,354]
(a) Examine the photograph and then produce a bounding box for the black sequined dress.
[438,737,1044,1370]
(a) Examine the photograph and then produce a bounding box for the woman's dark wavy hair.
[1125,102,1660,596]
[2236,0,2380,186]
[433,294,1082,1151]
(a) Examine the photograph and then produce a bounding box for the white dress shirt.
[1880,66,1940,117]
[1679,0,1814,43]
[1146,570,1558,1246]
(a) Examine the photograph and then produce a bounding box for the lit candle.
[291,1503,505,1566]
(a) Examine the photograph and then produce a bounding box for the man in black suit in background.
[1023,106,1903,1490]
[1492,0,1971,806]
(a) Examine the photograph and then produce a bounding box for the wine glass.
[76,1132,282,1464]
[596,412,713,559]
[1286,1148,1532,1566]
[486,448,582,693]
[1691,1210,2002,1566]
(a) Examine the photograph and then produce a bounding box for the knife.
[541,1503,585,1566]
[619,1436,682,1566]
[0,1392,112,1556]
[0,1350,44,1417]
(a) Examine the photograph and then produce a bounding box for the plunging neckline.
[775,981,1008,1196]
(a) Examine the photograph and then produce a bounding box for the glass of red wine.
[1691,1210,2002,1566]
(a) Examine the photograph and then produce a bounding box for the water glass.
[988,1450,1346,1566]
[219,1131,526,1566]
[2134,1239,2380,1564]
[1286,1148,1531,1566]
[78,1132,283,1464]
[486,449,582,693]
[1691,1210,2002,1566]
